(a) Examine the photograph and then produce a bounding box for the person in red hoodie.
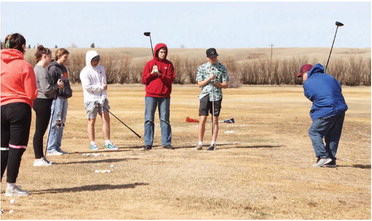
[142,43,175,150]
[1,33,37,196]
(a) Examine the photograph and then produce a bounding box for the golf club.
[325,21,344,72]
[99,104,141,139]
[143,32,154,56]
[211,82,215,136]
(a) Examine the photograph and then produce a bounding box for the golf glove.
[151,65,159,74]
[100,97,106,105]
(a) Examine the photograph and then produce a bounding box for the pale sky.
[1,1,371,49]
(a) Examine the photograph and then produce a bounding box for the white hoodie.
[80,50,107,103]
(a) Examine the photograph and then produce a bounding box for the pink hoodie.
[142,43,175,98]
[1,49,37,107]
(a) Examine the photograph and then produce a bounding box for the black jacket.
[45,61,73,99]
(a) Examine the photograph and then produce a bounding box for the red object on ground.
[186,117,199,123]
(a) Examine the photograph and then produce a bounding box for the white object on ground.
[95,170,111,173]
[224,130,235,134]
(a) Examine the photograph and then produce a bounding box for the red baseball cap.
[296,64,313,77]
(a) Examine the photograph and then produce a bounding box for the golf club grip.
[102,106,141,138]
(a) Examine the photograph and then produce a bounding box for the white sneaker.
[58,149,69,154]
[33,158,52,167]
[47,150,63,156]
[313,158,332,167]
[5,185,29,197]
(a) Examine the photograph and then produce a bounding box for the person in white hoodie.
[80,50,118,150]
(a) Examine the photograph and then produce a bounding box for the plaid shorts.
[84,99,110,119]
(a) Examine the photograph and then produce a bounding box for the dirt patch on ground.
[1,85,370,219]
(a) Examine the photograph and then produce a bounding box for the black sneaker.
[163,145,175,150]
[207,144,216,151]
[144,145,152,151]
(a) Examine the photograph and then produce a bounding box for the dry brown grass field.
[0,84,370,220]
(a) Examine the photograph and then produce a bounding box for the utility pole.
[269,43,274,64]
[269,43,274,72]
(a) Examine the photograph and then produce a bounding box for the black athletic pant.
[32,98,53,159]
[1,102,31,183]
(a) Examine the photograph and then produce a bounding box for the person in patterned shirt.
[195,48,229,151]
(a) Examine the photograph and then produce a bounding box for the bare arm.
[197,74,216,87]
[213,81,228,89]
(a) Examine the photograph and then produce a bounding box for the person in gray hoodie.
[46,48,72,156]
[80,50,118,150]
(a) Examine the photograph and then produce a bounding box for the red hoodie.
[1,49,37,107]
[142,43,175,98]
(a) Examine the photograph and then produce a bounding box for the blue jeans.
[47,97,68,152]
[308,112,345,159]
[144,97,172,146]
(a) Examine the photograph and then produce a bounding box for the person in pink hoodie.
[1,33,37,196]
[142,43,175,150]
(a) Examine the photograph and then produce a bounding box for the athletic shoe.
[323,159,337,168]
[207,143,216,151]
[195,144,203,150]
[163,145,175,150]
[313,158,332,167]
[5,185,29,197]
[90,144,99,150]
[58,149,69,154]
[33,158,52,167]
[47,150,64,156]
[104,143,118,150]
[144,145,152,151]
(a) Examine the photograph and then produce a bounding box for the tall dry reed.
[25,49,371,86]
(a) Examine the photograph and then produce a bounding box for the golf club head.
[144,32,151,37]
[335,21,344,27]
[223,118,235,123]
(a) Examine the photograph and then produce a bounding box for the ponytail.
[34,45,51,62]
[5,33,26,54]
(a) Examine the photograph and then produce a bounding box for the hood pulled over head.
[308,63,325,78]
[154,43,168,60]
[85,50,100,68]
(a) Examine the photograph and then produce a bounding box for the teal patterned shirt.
[196,61,229,101]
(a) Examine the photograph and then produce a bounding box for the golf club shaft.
[102,105,141,138]
[211,83,215,135]
[150,36,154,56]
[325,26,339,72]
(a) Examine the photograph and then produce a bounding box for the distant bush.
[25,49,371,86]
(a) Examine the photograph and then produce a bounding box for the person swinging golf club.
[195,48,229,151]
[79,50,118,150]
[297,63,347,167]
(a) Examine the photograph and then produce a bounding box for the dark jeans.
[33,98,53,159]
[1,102,31,183]
[308,112,345,159]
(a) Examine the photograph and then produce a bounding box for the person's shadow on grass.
[30,183,149,195]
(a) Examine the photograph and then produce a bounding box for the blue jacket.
[303,63,348,121]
